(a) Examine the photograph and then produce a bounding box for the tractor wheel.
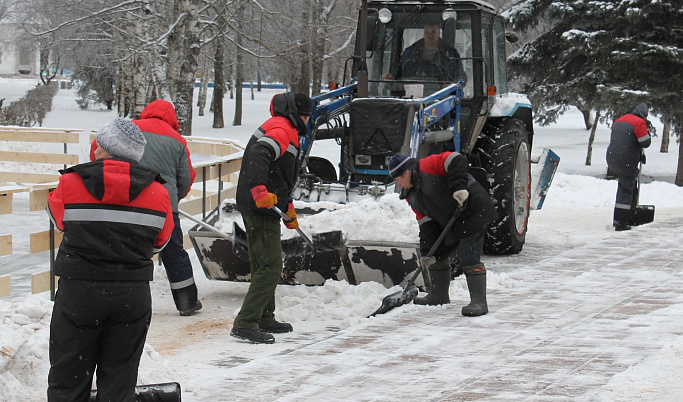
[477,118,531,255]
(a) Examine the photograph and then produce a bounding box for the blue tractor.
[190,0,559,287]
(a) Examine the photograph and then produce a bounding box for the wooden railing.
[0,131,244,298]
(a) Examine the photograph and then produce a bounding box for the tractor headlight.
[378,8,392,23]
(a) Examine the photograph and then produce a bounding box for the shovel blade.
[368,284,419,317]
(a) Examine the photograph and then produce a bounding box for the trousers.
[233,213,283,329]
[48,279,151,402]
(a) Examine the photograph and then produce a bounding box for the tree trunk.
[585,111,600,165]
[311,0,326,96]
[233,7,244,126]
[167,0,201,136]
[198,73,208,116]
[212,34,225,129]
[580,109,593,130]
[676,132,683,186]
[660,119,670,153]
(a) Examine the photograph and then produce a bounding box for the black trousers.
[48,279,152,402]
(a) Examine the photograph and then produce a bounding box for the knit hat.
[389,154,415,178]
[294,92,313,116]
[96,118,147,162]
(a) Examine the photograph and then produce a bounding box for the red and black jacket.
[47,158,174,281]
[402,152,495,257]
[236,93,303,217]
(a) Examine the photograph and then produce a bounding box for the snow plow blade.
[188,204,425,287]
[531,148,560,210]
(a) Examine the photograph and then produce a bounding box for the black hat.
[389,154,415,178]
[294,92,313,116]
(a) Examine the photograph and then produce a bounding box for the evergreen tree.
[506,0,683,183]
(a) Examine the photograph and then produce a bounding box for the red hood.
[139,100,179,131]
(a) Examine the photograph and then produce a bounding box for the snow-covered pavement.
[150,217,683,401]
[2,81,683,401]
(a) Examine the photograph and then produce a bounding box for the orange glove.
[251,185,277,209]
[284,203,298,230]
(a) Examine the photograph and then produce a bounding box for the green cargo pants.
[233,213,283,329]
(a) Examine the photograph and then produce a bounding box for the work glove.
[420,256,436,269]
[452,189,469,207]
[284,203,299,230]
[251,185,278,209]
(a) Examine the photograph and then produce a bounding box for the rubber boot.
[171,283,202,316]
[613,207,632,231]
[461,263,488,316]
[414,268,451,306]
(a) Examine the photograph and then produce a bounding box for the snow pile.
[0,295,52,402]
[217,193,419,243]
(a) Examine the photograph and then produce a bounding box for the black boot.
[230,327,275,344]
[414,268,451,306]
[258,320,293,334]
[613,207,632,231]
[461,264,488,317]
[171,283,202,316]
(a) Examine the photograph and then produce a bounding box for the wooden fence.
[0,128,244,298]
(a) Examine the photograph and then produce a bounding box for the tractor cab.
[353,1,512,158]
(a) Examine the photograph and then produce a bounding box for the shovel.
[272,206,344,253]
[179,208,343,256]
[368,207,461,317]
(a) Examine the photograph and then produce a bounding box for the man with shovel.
[231,92,313,344]
[389,151,495,316]
[606,103,652,231]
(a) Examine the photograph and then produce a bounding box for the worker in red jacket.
[90,100,201,315]
[48,118,174,401]
[389,151,496,316]
[231,92,313,344]
[606,103,651,231]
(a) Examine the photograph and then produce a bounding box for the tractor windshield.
[366,9,474,98]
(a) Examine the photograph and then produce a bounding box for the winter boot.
[258,320,293,334]
[414,267,451,306]
[171,283,203,316]
[461,263,488,316]
[613,207,632,231]
[230,327,275,344]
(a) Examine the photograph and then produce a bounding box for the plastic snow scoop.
[368,207,461,317]
[89,382,181,402]
[272,205,343,254]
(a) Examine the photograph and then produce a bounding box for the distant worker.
[606,103,651,231]
[383,24,465,84]
[48,118,174,401]
[231,92,313,344]
[389,152,495,316]
[91,100,201,316]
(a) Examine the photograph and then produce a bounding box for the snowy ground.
[1,77,683,401]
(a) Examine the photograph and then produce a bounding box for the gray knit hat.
[96,118,146,162]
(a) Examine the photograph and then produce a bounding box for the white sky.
[1,77,683,401]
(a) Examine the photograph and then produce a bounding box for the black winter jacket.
[606,103,651,177]
[47,158,174,281]
[236,93,305,217]
[401,152,496,257]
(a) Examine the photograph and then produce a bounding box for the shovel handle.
[403,205,462,291]
[178,209,232,240]
[272,206,316,250]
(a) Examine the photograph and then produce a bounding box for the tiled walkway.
[197,219,683,401]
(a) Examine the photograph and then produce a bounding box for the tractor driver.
[382,24,466,85]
